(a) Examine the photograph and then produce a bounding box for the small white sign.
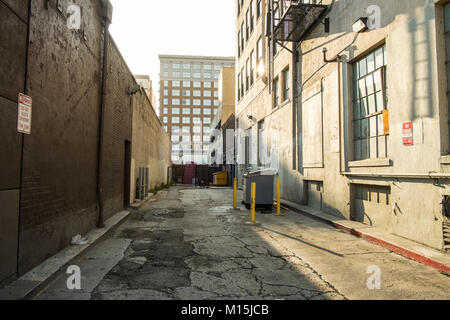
[17,93,32,134]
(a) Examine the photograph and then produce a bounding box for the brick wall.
[0,0,166,275]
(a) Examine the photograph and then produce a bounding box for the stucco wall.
[236,0,450,250]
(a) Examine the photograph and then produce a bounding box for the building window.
[214,81,218,88]
[173,80,180,87]
[204,91,212,97]
[273,78,279,108]
[246,58,250,91]
[164,89,168,96]
[240,68,244,97]
[182,108,190,114]
[352,45,388,161]
[173,63,180,69]
[182,99,190,106]
[172,99,180,105]
[194,81,201,88]
[164,80,168,86]
[250,0,254,32]
[183,81,190,87]
[183,64,190,70]
[193,99,201,106]
[257,0,262,19]
[193,126,201,133]
[204,118,211,124]
[204,108,211,115]
[183,72,191,78]
[214,100,219,106]
[193,90,201,97]
[163,117,168,123]
[183,117,190,124]
[204,81,212,88]
[172,126,180,133]
[238,72,241,99]
[172,117,180,124]
[163,108,168,114]
[163,98,168,105]
[204,100,212,106]
[182,126,190,133]
[172,108,180,115]
[193,108,201,115]
[238,30,241,57]
[171,135,179,143]
[250,50,255,86]
[240,23,244,49]
[245,9,250,41]
[204,73,211,79]
[172,90,180,96]
[257,37,263,75]
[283,68,290,101]
[204,64,212,71]
[183,90,190,96]
[172,71,180,77]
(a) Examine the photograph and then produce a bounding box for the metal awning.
[273,1,328,42]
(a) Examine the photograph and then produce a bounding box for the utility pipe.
[96,16,110,228]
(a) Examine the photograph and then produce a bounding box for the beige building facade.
[209,67,236,165]
[159,55,235,165]
[236,0,450,250]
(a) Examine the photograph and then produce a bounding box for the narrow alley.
[35,186,450,300]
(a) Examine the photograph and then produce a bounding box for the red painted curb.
[332,222,450,275]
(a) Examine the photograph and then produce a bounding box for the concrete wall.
[130,89,171,204]
[236,0,450,250]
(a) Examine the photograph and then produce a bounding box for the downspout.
[96,13,110,228]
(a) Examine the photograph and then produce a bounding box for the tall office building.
[159,55,235,164]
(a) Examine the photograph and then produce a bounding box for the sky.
[109,0,236,111]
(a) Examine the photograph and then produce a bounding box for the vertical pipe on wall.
[96,15,110,228]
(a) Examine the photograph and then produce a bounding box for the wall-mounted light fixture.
[128,84,141,96]
[352,17,368,33]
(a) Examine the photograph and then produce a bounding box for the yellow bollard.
[276,177,281,216]
[251,182,256,223]
[233,178,237,209]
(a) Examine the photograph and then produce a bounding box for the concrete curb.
[279,199,450,276]
[0,210,131,300]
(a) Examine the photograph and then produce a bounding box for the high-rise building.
[159,55,235,164]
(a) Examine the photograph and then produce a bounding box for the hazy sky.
[109,0,236,110]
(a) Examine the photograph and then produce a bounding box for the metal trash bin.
[243,169,277,210]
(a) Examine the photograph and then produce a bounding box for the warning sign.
[402,122,413,146]
[17,93,32,134]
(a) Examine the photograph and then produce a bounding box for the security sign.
[17,93,32,134]
[402,122,413,146]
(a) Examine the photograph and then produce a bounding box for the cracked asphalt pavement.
[36,186,450,300]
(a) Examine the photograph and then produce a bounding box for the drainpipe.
[96,6,111,228]
[323,48,344,173]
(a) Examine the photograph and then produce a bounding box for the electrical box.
[101,0,113,24]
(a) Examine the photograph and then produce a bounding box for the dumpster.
[243,169,277,210]
[213,171,228,186]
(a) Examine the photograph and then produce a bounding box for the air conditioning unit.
[101,0,113,24]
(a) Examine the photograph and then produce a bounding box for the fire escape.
[267,0,330,88]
